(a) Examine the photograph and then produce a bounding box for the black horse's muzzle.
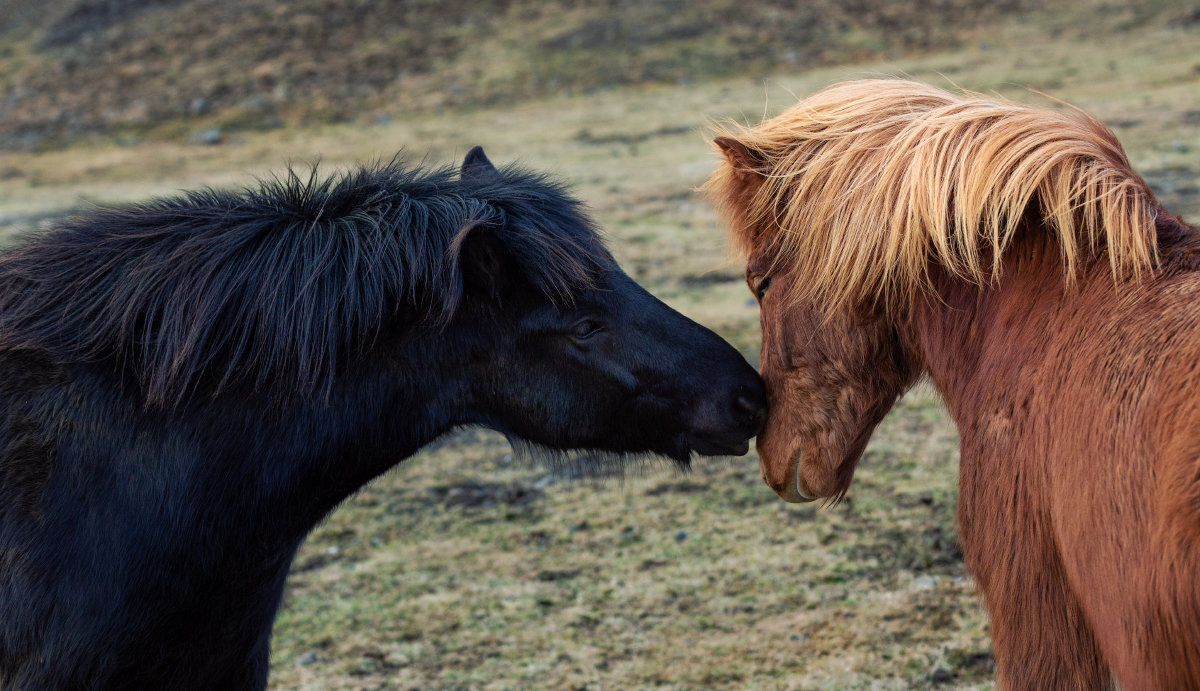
[686,376,767,457]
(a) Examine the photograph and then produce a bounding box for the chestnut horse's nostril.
[733,390,768,430]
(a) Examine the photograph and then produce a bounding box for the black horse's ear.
[714,136,769,180]
[452,222,509,303]
[461,146,501,184]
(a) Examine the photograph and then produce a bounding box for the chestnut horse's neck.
[903,212,1200,424]
[896,211,1200,689]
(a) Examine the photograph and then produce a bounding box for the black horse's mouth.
[684,432,751,457]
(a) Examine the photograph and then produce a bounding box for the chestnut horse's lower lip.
[775,449,818,503]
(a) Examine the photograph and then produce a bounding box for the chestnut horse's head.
[706,132,919,501]
[737,243,916,503]
[704,79,1157,502]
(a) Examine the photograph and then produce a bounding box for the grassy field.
[1,2,1199,688]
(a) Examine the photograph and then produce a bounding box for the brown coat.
[707,78,1200,690]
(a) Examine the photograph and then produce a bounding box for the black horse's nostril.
[733,390,768,431]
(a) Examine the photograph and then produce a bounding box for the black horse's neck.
[187,338,465,552]
[5,332,466,690]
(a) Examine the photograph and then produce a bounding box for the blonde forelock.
[704,79,1159,312]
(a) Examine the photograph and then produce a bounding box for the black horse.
[0,147,764,690]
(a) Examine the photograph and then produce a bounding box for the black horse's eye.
[570,319,603,340]
[755,276,772,300]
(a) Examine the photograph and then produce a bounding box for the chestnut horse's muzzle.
[761,447,819,503]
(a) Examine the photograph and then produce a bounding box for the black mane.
[0,157,611,406]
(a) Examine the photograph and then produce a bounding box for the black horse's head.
[429,147,765,462]
[0,146,764,467]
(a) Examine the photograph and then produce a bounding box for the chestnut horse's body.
[912,219,1200,689]
[707,80,1200,689]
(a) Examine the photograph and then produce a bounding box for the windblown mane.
[706,79,1161,310]
[0,158,611,406]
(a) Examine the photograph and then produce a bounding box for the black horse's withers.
[0,147,763,689]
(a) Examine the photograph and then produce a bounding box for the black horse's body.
[0,148,765,690]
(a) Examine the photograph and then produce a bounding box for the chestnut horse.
[706,79,1200,689]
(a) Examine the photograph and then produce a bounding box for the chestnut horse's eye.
[755,276,772,300]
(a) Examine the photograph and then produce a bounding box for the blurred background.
[1,1,1198,688]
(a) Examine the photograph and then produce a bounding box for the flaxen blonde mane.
[705,79,1160,310]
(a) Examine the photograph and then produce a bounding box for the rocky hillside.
[0,0,1056,150]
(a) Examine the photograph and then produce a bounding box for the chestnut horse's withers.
[706,79,1200,689]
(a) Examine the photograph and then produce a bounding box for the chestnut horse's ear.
[714,136,769,179]
[461,145,501,184]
